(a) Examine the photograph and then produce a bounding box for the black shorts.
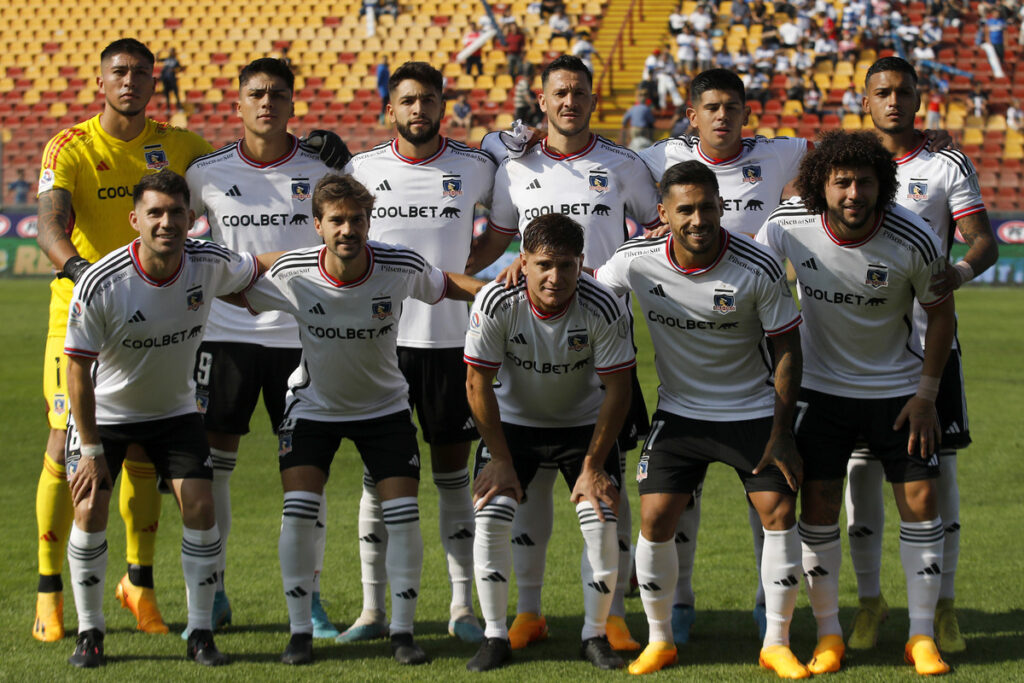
[936,347,971,450]
[795,389,940,483]
[472,422,622,498]
[617,366,650,452]
[277,410,421,483]
[194,341,302,436]
[65,413,213,484]
[398,346,477,445]
[636,410,793,496]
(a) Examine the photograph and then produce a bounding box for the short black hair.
[865,56,918,88]
[388,61,444,98]
[312,174,375,220]
[796,130,898,215]
[521,213,585,256]
[542,55,592,88]
[659,160,720,200]
[100,39,154,68]
[690,68,745,104]
[239,57,295,91]
[133,170,190,207]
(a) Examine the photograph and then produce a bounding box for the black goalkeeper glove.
[305,129,352,170]
[60,255,91,283]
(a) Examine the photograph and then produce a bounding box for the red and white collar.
[821,211,884,247]
[391,136,448,165]
[130,238,184,287]
[893,137,928,166]
[665,229,729,276]
[236,134,299,168]
[541,134,597,161]
[318,244,374,288]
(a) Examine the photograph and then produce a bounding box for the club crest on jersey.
[589,172,609,192]
[741,165,763,183]
[53,394,66,415]
[143,145,169,170]
[636,454,649,482]
[907,181,928,201]
[865,264,889,289]
[712,289,737,314]
[568,331,589,352]
[442,176,463,197]
[291,178,311,200]
[187,286,204,311]
[371,297,393,319]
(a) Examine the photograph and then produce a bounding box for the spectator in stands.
[803,80,822,117]
[753,41,775,73]
[838,29,860,60]
[669,5,687,36]
[793,40,815,71]
[1007,98,1023,131]
[925,84,944,129]
[513,73,541,126]
[571,31,600,74]
[451,93,473,129]
[912,38,937,65]
[278,46,294,72]
[621,88,655,147]
[159,48,183,113]
[462,27,485,76]
[733,44,753,73]
[750,0,769,23]
[842,84,861,116]
[968,83,988,118]
[540,0,561,18]
[731,0,752,27]
[695,31,714,73]
[921,16,942,45]
[715,48,736,71]
[549,6,574,41]
[643,48,684,111]
[779,16,802,46]
[676,25,697,73]
[668,105,691,137]
[503,22,526,77]
[7,168,32,205]
[984,7,1007,61]
[689,3,714,34]
[376,58,390,125]
[941,0,965,28]
[758,18,782,49]
[745,70,770,107]
[785,70,805,102]
[813,29,839,65]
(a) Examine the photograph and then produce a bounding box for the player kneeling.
[464,214,635,672]
[230,174,483,665]
[63,171,261,668]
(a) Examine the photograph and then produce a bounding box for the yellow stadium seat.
[842,114,862,129]
[476,75,495,89]
[1004,142,1023,159]
[987,115,1007,131]
[783,100,803,115]
[1006,129,1023,145]
[776,126,796,137]
[495,113,514,129]
[488,88,507,103]
[468,125,488,144]
[961,128,983,144]
[964,115,985,129]
[756,126,775,137]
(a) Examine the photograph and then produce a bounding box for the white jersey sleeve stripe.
[919,291,952,309]
[765,314,802,336]
[486,217,519,235]
[464,353,502,369]
[951,203,986,220]
[63,346,98,359]
[595,358,637,375]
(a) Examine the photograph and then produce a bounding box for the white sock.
[434,468,475,614]
[578,501,618,640]
[799,521,842,638]
[68,523,107,633]
[936,452,959,600]
[673,487,701,606]
[210,447,236,593]
[279,491,320,634]
[512,465,556,614]
[382,496,422,636]
[748,502,766,606]
[636,532,677,644]
[182,524,222,634]
[761,526,801,647]
[358,473,388,613]
[313,494,327,594]
[474,495,517,639]
[612,450,631,618]
[845,453,885,599]
[900,517,944,637]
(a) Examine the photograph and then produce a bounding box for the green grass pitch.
[0,279,1021,680]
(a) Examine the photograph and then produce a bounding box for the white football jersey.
[464,274,636,428]
[489,134,662,269]
[639,135,807,235]
[345,137,495,349]
[242,242,448,422]
[894,140,986,349]
[185,136,329,348]
[757,199,949,399]
[64,239,258,424]
[597,231,801,421]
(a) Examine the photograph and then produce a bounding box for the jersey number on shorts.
[196,351,214,386]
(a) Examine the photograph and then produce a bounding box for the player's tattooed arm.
[755,327,803,491]
[36,188,82,273]
[572,368,631,519]
[930,211,998,296]
[466,364,523,509]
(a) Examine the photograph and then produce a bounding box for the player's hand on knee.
[495,255,524,288]
[472,459,522,510]
[894,396,941,459]
[570,466,620,521]
[754,430,802,492]
[69,449,113,508]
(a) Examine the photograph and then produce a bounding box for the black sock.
[38,574,63,593]
[128,564,154,588]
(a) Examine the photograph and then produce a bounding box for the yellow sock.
[36,452,73,580]
[120,460,161,567]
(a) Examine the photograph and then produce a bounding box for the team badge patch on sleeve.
[187,286,204,311]
[712,289,736,314]
[741,165,763,183]
[371,297,393,319]
[567,330,589,352]
[143,145,169,170]
[589,172,609,192]
[291,178,311,200]
[442,175,463,197]
[53,394,66,415]
[865,264,889,288]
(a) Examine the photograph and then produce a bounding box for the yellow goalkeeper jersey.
[38,114,212,264]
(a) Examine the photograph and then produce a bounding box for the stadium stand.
[0,0,1020,210]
